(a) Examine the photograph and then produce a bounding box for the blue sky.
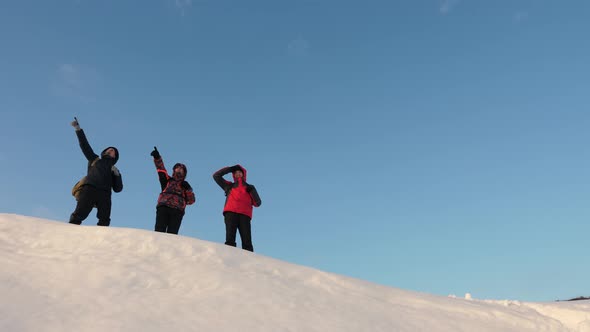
[1,0,589,302]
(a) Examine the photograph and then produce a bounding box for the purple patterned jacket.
[154,158,195,213]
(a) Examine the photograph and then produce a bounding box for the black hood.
[232,164,247,182]
[101,146,119,164]
[173,163,187,179]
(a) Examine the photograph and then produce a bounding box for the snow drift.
[1,213,589,332]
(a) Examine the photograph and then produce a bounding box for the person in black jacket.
[69,118,123,226]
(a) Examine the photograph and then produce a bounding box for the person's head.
[101,147,119,163]
[233,169,243,178]
[173,163,187,179]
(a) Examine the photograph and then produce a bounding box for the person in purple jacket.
[151,146,196,235]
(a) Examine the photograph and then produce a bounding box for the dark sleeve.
[154,157,169,191]
[75,129,99,162]
[112,173,123,193]
[212,167,233,191]
[183,181,196,205]
[249,185,261,207]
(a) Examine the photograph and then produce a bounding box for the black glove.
[181,181,192,191]
[230,165,241,173]
[150,146,160,159]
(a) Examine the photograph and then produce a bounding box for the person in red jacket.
[151,147,196,235]
[213,164,261,252]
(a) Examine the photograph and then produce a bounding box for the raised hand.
[71,117,81,130]
[150,146,161,159]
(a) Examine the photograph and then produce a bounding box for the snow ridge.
[1,214,589,332]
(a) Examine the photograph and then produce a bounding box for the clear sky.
[1,1,589,302]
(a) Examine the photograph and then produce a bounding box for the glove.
[230,165,241,173]
[71,117,81,131]
[181,181,192,191]
[111,165,120,176]
[150,146,160,159]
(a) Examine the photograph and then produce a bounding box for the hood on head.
[173,163,187,179]
[101,146,119,164]
[232,164,247,182]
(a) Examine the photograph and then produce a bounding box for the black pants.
[69,185,112,226]
[155,206,184,235]
[224,212,253,252]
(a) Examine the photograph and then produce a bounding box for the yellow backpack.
[72,158,98,201]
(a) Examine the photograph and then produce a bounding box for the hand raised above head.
[71,117,81,130]
[150,146,161,159]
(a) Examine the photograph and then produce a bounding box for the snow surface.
[1,213,589,332]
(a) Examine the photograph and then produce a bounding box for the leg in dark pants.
[155,206,184,234]
[69,186,95,225]
[237,214,253,252]
[155,206,169,233]
[224,212,239,247]
[166,208,184,234]
[95,191,112,226]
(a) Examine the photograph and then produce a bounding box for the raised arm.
[71,118,98,162]
[212,166,235,191]
[151,147,169,191]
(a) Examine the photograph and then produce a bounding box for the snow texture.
[1,214,589,332]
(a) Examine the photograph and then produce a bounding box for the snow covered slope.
[1,214,588,332]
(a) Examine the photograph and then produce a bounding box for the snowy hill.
[1,214,589,332]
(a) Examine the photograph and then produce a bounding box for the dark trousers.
[224,212,253,252]
[69,185,112,226]
[155,206,184,235]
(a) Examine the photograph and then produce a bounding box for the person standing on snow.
[151,146,196,235]
[69,117,123,226]
[213,164,261,252]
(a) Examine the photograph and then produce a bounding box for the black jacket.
[76,129,123,193]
